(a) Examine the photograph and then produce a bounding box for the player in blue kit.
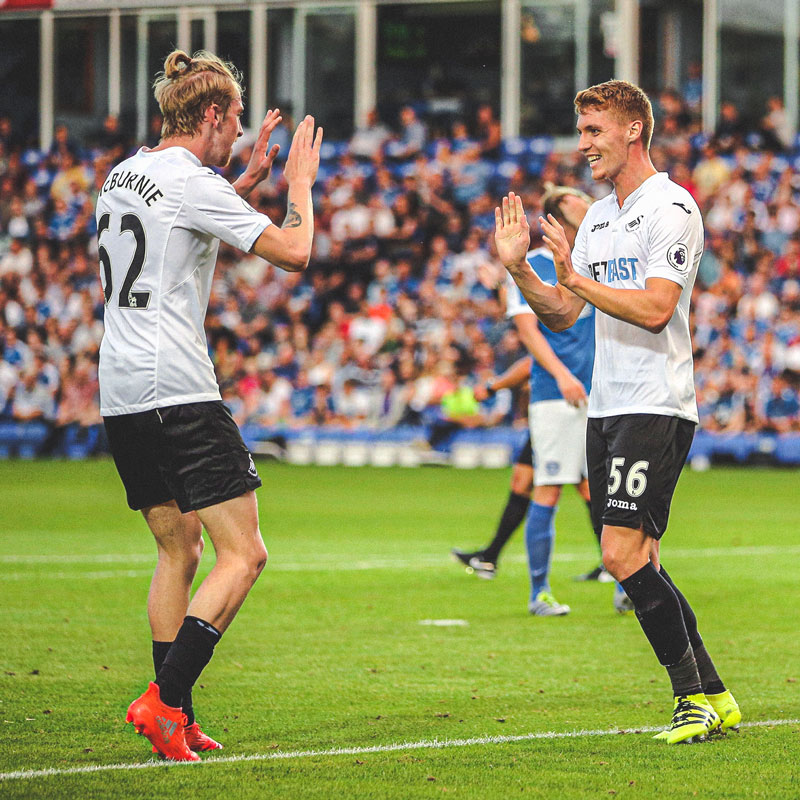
[508,187,595,615]
[455,187,608,611]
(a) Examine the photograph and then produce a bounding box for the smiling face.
[576,106,638,184]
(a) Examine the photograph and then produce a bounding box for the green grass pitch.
[1,459,799,799]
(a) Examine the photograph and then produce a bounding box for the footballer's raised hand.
[539,214,577,290]
[495,193,531,272]
[234,108,283,198]
[284,115,324,187]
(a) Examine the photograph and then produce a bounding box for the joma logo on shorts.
[607,498,638,511]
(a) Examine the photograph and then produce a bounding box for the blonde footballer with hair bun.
[100,46,322,761]
[153,50,244,140]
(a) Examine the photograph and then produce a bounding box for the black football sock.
[620,562,702,696]
[482,492,530,563]
[156,616,221,710]
[152,640,172,676]
[659,567,726,695]
[153,639,196,725]
[586,500,602,552]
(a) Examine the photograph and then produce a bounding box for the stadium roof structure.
[0,0,797,150]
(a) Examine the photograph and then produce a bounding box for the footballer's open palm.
[284,115,324,186]
[539,213,577,289]
[495,192,531,270]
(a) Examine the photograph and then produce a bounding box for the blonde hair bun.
[164,51,193,80]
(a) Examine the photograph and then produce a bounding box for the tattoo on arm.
[282,202,302,229]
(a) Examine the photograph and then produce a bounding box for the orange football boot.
[184,722,223,752]
[126,682,199,762]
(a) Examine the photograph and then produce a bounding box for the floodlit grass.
[1,460,799,799]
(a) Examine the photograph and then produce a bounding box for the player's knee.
[188,535,204,568]
[235,537,267,584]
[510,467,533,495]
[252,540,268,577]
[601,543,631,579]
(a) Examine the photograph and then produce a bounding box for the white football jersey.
[95,147,272,416]
[571,172,701,422]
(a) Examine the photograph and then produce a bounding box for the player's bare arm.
[251,115,323,271]
[514,314,586,408]
[474,355,532,400]
[539,213,681,333]
[495,192,585,332]
[232,108,283,199]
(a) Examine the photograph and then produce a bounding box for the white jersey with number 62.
[95,146,272,416]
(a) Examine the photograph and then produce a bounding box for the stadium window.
[719,0,783,126]
[306,10,355,140]
[0,18,39,141]
[376,3,500,136]
[217,10,251,91]
[54,16,109,135]
[146,16,178,127]
[119,16,139,131]
[520,2,576,135]
[268,9,295,117]
[588,0,614,87]
[191,18,204,54]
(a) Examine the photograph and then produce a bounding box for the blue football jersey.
[505,247,595,403]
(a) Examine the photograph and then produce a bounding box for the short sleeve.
[644,201,703,288]
[182,169,272,252]
[504,270,535,318]
[571,217,591,279]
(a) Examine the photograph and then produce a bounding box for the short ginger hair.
[153,50,243,139]
[574,80,654,149]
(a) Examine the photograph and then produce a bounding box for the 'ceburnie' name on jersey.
[587,257,639,284]
[99,170,164,207]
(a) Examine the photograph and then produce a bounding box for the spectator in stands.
[776,236,800,282]
[392,105,427,160]
[2,92,800,453]
[10,367,55,424]
[0,238,33,278]
[681,62,703,114]
[692,142,731,205]
[714,101,745,154]
[0,355,16,416]
[349,109,392,161]
[759,97,791,153]
[475,104,501,159]
[763,370,800,432]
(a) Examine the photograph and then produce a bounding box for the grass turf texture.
[1,460,798,799]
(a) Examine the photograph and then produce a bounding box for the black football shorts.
[586,413,695,540]
[104,400,262,513]
[513,433,533,467]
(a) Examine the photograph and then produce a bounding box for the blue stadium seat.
[500,137,529,160]
[318,140,349,162]
[17,422,49,459]
[773,434,800,465]
[528,136,553,156]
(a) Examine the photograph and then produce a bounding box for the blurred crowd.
[2,85,800,456]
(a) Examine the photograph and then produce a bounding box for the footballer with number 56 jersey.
[96,48,322,761]
[496,80,740,744]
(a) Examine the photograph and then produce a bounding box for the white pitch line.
[0,718,797,783]
[1,544,800,580]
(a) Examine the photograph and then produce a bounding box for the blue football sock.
[525,502,557,601]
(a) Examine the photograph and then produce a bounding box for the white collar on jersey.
[612,171,669,212]
[138,145,203,167]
